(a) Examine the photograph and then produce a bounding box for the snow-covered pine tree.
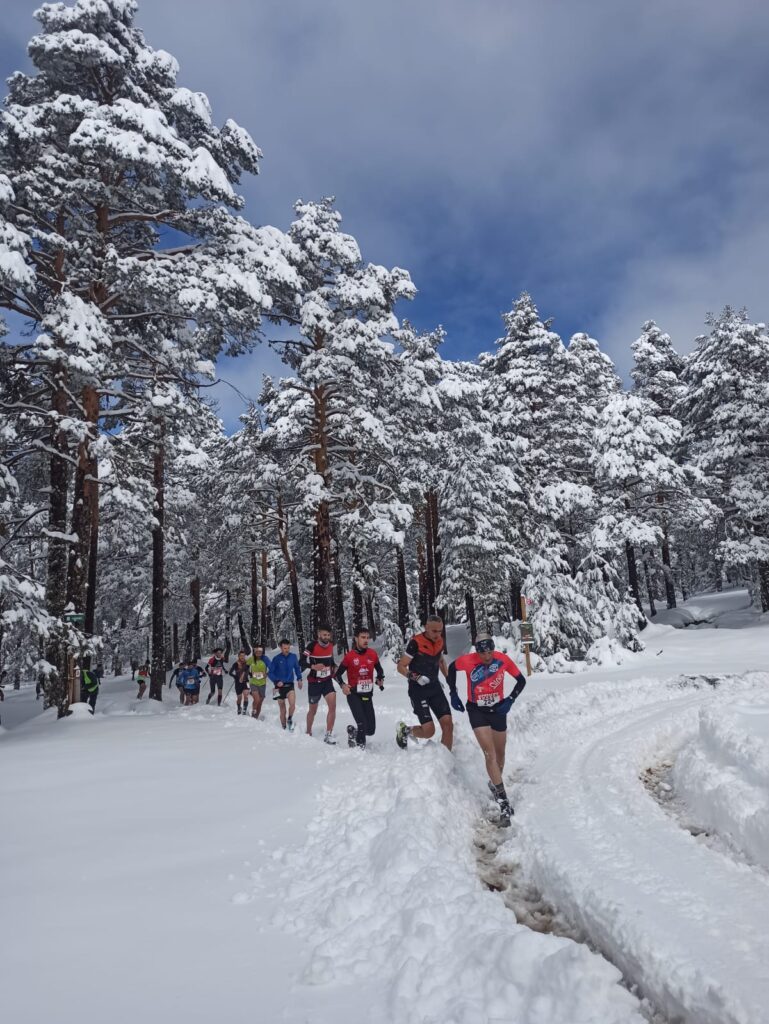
[268,198,415,644]
[0,0,296,707]
[679,307,769,610]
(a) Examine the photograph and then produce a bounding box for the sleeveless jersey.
[303,641,336,683]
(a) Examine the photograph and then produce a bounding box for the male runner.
[336,626,384,748]
[447,633,527,825]
[228,650,251,715]
[205,647,227,705]
[396,614,453,749]
[301,624,337,744]
[269,639,302,730]
[246,644,271,719]
[179,659,204,705]
[135,662,149,700]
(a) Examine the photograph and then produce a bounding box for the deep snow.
[1,608,768,1024]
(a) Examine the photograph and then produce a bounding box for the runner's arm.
[293,656,302,682]
[446,660,458,694]
[502,654,527,702]
[374,656,385,683]
[335,660,347,684]
[439,655,449,680]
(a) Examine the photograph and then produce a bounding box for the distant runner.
[447,632,527,826]
[246,644,271,719]
[205,647,227,706]
[269,639,302,731]
[395,614,453,750]
[136,662,149,700]
[80,663,101,713]
[179,660,205,706]
[301,625,337,744]
[336,626,384,748]
[228,651,251,715]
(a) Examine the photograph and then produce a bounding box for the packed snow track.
[511,673,769,1024]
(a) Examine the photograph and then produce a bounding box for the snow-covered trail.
[511,673,769,1024]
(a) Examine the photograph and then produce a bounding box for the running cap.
[474,633,494,653]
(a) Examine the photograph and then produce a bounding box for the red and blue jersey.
[450,652,521,707]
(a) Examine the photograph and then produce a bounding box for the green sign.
[520,622,534,644]
[63,612,85,624]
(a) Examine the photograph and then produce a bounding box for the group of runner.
[157,613,527,825]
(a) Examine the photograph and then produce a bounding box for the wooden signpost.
[519,596,534,675]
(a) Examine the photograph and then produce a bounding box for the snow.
[651,588,759,628]
[674,700,769,870]
[3,620,769,1024]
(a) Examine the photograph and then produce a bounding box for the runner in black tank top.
[395,614,453,750]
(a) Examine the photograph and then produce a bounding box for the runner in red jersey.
[447,633,527,824]
[336,626,384,748]
[301,625,337,744]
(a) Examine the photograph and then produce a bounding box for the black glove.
[450,692,465,713]
[495,695,514,715]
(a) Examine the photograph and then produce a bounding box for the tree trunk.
[625,541,644,615]
[331,537,348,653]
[365,594,377,639]
[172,621,179,664]
[44,372,71,716]
[510,577,522,622]
[184,621,192,662]
[190,576,201,661]
[314,502,334,634]
[661,533,676,609]
[66,385,100,657]
[163,621,172,672]
[250,549,259,644]
[416,537,428,624]
[642,556,657,618]
[224,589,231,656]
[149,422,165,700]
[276,494,305,651]
[758,561,769,613]
[428,490,442,598]
[424,501,437,615]
[464,591,478,642]
[351,543,364,634]
[260,549,273,647]
[396,547,409,639]
[237,611,249,652]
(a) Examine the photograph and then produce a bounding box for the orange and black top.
[404,632,444,684]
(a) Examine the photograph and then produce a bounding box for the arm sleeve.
[293,656,302,681]
[447,660,458,693]
[335,655,348,684]
[374,655,384,681]
[511,673,527,702]
[405,638,418,658]
[263,654,272,670]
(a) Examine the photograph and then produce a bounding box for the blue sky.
[3,0,769,429]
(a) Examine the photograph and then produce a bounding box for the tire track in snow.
[509,674,769,1024]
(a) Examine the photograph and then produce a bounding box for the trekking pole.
[222,680,235,706]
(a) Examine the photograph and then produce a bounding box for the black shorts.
[408,679,451,725]
[467,701,508,732]
[234,681,248,695]
[209,674,224,688]
[308,679,335,704]
[272,683,295,700]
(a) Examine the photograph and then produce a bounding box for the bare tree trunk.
[465,590,478,642]
[351,543,364,634]
[758,561,769,613]
[44,372,71,716]
[260,549,273,646]
[416,537,428,624]
[661,534,676,609]
[428,490,442,598]
[331,536,348,653]
[625,541,644,615]
[163,621,172,671]
[190,576,201,661]
[149,422,165,701]
[396,547,409,639]
[172,621,179,664]
[643,556,657,618]
[314,502,334,634]
[250,549,259,644]
[424,502,437,615]
[510,577,522,622]
[276,495,305,651]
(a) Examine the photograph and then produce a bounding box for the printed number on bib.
[477,692,499,708]
[315,667,331,679]
[357,680,374,694]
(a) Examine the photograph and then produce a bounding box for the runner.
[301,624,337,744]
[80,663,101,713]
[136,662,149,700]
[268,639,302,731]
[246,644,271,719]
[395,614,453,750]
[336,626,384,748]
[447,632,527,825]
[228,650,251,715]
[205,647,227,705]
[179,659,204,706]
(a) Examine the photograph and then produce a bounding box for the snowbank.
[674,700,769,870]
[651,588,758,629]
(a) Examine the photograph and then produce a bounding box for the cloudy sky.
[2,0,768,425]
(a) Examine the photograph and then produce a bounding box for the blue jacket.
[269,652,302,683]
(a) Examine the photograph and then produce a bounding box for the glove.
[450,692,465,713]
[495,696,514,715]
[416,674,431,687]
[377,680,384,690]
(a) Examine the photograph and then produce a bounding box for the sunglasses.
[475,639,494,653]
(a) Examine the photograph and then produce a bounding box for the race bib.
[477,692,499,708]
[357,680,374,694]
[212,667,222,675]
[251,673,266,683]
[315,667,331,679]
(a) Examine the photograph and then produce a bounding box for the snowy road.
[511,673,769,1024]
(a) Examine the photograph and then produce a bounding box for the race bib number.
[315,667,331,679]
[212,668,222,675]
[477,692,499,708]
[357,680,374,694]
[251,673,265,683]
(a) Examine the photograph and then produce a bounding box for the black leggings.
[347,691,376,746]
